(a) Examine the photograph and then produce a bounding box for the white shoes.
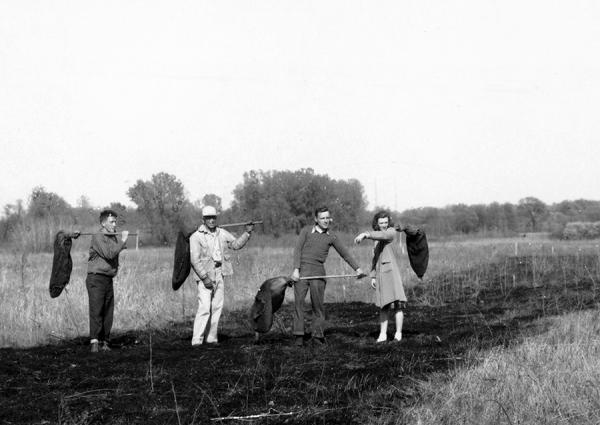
[377,333,402,343]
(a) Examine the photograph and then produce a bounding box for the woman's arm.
[354,228,395,243]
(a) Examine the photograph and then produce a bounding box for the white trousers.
[192,271,224,345]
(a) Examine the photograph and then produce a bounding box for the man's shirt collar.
[198,224,219,234]
[312,225,329,234]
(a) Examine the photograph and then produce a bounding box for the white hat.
[202,205,217,217]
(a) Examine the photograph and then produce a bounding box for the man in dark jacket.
[86,209,128,353]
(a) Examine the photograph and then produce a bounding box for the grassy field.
[1,235,600,424]
[1,233,410,348]
[2,235,596,348]
[405,308,600,424]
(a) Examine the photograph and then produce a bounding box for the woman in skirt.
[355,210,406,342]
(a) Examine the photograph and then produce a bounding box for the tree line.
[1,169,599,252]
[398,197,600,238]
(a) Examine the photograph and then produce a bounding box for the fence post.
[514,241,518,256]
[136,230,139,251]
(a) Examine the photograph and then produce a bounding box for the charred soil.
[2,254,599,424]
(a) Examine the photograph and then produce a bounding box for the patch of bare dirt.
[1,255,599,424]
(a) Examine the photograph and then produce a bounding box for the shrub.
[562,221,600,240]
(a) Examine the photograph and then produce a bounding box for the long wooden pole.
[73,232,139,236]
[299,274,361,280]
[220,220,263,228]
[68,219,262,238]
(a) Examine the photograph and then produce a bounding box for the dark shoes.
[294,336,326,347]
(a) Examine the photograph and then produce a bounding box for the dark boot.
[312,337,326,346]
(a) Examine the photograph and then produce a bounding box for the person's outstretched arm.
[354,228,395,244]
[331,236,364,277]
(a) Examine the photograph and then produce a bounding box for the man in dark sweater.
[291,206,365,346]
[86,209,128,353]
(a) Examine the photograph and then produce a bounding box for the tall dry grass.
[0,238,372,347]
[401,309,600,425]
[352,238,600,425]
[3,235,600,424]
[1,236,598,348]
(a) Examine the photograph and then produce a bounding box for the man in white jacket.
[189,206,254,345]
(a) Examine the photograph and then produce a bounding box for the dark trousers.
[86,273,114,342]
[293,278,326,338]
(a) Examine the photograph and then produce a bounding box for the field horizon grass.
[2,235,600,424]
[3,235,598,348]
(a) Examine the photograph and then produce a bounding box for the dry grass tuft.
[403,309,600,425]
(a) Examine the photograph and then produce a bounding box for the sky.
[1,1,599,215]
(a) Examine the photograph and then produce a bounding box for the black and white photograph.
[1,1,599,424]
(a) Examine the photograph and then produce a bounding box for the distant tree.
[554,199,600,223]
[28,186,71,218]
[329,178,366,233]
[579,200,600,221]
[518,197,548,232]
[4,200,24,218]
[546,211,569,238]
[399,207,445,234]
[108,202,127,212]
[232,170,262,216]
[106,202,129,226]
[471,204,488,233]
[201,194,222,213]
[127,172,188,245]
[502,203,517,233]
[451,204,479,234]
[230,169,367,235]
[77,195,92,209]
[0,200,24,242]
[485,202,503,233]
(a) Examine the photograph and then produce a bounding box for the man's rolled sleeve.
[225,229,250,250]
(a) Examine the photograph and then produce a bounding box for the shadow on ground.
[1,255,599,424]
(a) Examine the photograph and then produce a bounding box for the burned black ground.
[1,254,599,424]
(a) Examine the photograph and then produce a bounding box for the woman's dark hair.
[372,210,394,231]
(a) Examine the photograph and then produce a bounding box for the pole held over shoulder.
[67,232,139,237]
[220,220,263,228]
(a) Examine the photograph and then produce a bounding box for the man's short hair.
[99,209,118,224]
[314,206,329,218]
